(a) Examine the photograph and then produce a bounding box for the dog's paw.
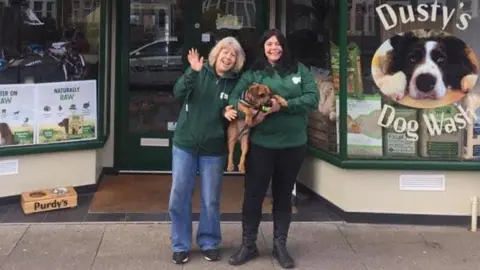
[278,99,288,107]
[461,74,478,93]
[329,111,337,122]
[238,163,246,173]
[380,72,407,101]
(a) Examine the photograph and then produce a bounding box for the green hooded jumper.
[228,63,319,149]
[173,63,239,156]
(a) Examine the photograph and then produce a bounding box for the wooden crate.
[20,187,78,215]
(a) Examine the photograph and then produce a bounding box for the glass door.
[115,0,269,171]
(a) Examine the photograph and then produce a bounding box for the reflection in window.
[0,0,101,84]
[0,0,102,146]
[127,0,184,133]
[200,0,258,68]
[288,0,339,154]
[202,0,256,28]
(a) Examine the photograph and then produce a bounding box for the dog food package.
[307,67,337,152]
[419,105,463,159]
[462,92,480,160]
[330,41,364,98]
[383,107,419,157]
[336,94,383,156]
[67,115,84,136]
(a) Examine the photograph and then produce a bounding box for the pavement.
[0,221,479,270]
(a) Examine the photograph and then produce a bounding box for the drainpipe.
[471,196,478,232]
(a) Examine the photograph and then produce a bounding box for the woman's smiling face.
[264,35,283,64]
[216,47,237,73]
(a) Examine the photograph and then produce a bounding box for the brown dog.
[0,122,14,146]
[226,84,288,173]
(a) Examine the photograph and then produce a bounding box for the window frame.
[292,0,480,171]
[0,0,112,157]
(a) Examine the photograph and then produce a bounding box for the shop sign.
[376,1,471,31]
[371,1,479,142]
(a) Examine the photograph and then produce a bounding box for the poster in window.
[0,84,36,147]
[35,80,97,144]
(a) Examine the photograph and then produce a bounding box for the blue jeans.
[169,145,224,252]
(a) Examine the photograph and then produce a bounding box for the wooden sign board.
[20,187,78,215]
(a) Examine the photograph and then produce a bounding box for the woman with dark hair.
[225,29,319,269]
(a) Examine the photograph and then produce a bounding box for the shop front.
[300,0,480,224]
[1,0,480,225]
[0,0,112,198]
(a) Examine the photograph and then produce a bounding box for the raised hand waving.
[187,48,204,72]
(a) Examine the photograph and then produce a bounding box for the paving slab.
[183,223,275,270]
[351,241,448,270]
[260,222,366,270]
[91,223,181,270]
[0,222,479,270]
[0,225,28,268]
[1,224,104,270]
[340,224,466,270]
[338,223,425,246]
[417,226,480,270]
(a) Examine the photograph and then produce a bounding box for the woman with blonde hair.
[168,36,245,265]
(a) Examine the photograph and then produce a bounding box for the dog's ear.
[440,35,468,49]
[263,85,272,93]
[389,32,418,49]
[442,36,479,74]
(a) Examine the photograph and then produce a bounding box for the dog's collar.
[239,89,255,107]
[239,89,271,113]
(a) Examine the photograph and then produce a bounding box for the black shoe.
[172,251,189,264]
[272,211,294,269]
[228,244,259,266]
[272,239,294,269]
[202,249,220,261]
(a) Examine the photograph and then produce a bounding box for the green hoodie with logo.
[228,63,319,149]
[173,63,239,156]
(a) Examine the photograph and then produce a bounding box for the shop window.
[46,2,54,19]
[285,0,340,154]
[200,0,259,69]
[33,1,43,19]
[0,0,102,147]
[343,0,480,161]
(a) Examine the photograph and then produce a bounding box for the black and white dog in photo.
[379,31,479,101]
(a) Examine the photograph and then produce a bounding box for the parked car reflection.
[129,37,183,89]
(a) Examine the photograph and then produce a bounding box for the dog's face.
[70,123,82,134]
[246,84,272,107]
[386,33,476,100]
[0,123,12,145]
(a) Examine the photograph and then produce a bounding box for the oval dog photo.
[371,29,479,109]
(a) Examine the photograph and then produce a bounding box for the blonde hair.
[208,36,245,73]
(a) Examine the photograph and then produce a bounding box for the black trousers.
[242,143,306,241]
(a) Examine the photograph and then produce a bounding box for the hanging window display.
[345,0,480,161]
[0,0,102,148]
